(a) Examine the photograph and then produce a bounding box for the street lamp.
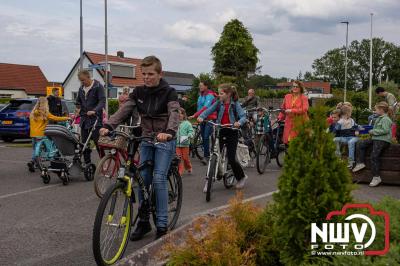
[340,21,349,102]
[369,13,374,110]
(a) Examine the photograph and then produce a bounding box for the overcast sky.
[1,0,399,82]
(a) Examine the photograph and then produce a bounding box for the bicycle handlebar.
[207,121,240,130]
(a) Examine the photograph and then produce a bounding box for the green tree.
[272,108,354,265]
[211,19,259,94]
[312,38,399,90]
[312,48,347,88]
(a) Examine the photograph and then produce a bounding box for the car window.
[3,101,35,111]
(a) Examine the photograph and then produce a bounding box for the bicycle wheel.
[94,154,120,198]
[193,131,204,160]
[151,167,183,230]
[206,154,217,202]
[93,182,132,266]
[256,135,270,174]
[276,146,286,168]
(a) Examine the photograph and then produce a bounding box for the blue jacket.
[199,100,247,126]
[197,91,215,111]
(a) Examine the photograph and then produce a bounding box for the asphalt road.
[0,141,398,265]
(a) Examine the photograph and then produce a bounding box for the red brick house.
[0,63,48,98]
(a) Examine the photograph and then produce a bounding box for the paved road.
[0,142,398,265]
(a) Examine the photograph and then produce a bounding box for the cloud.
[165,20,219,47]
[163,0,210,9]
[216,8,237,24]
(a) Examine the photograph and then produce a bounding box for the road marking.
[188,190,279,220]
[0,184,60,200]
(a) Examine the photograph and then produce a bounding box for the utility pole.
[104,0,109,116]
[79,0,83,70]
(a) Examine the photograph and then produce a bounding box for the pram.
[40,118,98,185]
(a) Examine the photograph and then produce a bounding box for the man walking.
[47,87,63,116]
[75,70,106,164]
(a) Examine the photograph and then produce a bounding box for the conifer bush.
[272,108,354,265]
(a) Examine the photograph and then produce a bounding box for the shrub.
[272,107,354,265]
[166,193,260,266]
[108,99,118,116]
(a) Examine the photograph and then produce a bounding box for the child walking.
[176,108,194,176]
[27,97,70,172]
[353,102,393,187]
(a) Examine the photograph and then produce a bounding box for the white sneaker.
[369,176,382,187]
[235,175,248,189]
[352,163,366,173]
[203,181,208,193]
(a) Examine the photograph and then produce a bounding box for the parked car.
[0,103,7,111]
[0,98,76,142]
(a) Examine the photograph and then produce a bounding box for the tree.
[312,48,347,88]
[312,38,399,90]
[211,19,259,94]
[272,108,354,265]
[246,74,289,89]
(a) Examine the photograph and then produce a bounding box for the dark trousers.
[81,126,100,163]
[219,128,245,181]
[200,122,213,158]
[356,139,390,177]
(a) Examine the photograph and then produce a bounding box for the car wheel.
[2,137,15,143]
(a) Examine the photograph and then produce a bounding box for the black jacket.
[47,95,63,116]
[130,79,179,137]
[75,79,106,129]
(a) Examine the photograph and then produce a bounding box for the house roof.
[0,63,48,95]
[63,51,195,89]
[163,71,195,86]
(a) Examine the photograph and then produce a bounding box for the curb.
[116,190,277,266]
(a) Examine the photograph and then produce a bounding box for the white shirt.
[83,80,94,97]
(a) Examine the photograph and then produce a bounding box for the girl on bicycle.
[176,108,194,176]
[198,84,248,190]
[27,97,70,172]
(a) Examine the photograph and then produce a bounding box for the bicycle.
[256,108,286,174]
[94,125,140,198]
[205,121,237,202]
[190,123,204,160]
[92,132,182,266]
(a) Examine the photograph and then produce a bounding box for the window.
[72,91,78,100]
[109,64,135,78]
[108,87,118,98]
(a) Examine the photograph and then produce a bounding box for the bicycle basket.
[98,131,129,150]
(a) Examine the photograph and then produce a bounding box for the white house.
[63,51,195,100]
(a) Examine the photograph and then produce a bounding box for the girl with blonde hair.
[27,97,70,172]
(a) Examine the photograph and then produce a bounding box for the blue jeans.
[200,122,213,158]
[138,139,176,228]
[334,136,358,162]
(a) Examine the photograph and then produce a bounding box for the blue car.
[0,98,74,142]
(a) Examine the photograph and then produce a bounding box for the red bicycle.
[94,125,140,198]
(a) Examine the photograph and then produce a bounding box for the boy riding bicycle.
[198,84,248,190]
[100,56,180,240]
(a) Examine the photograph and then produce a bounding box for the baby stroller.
[41,118,98,185]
